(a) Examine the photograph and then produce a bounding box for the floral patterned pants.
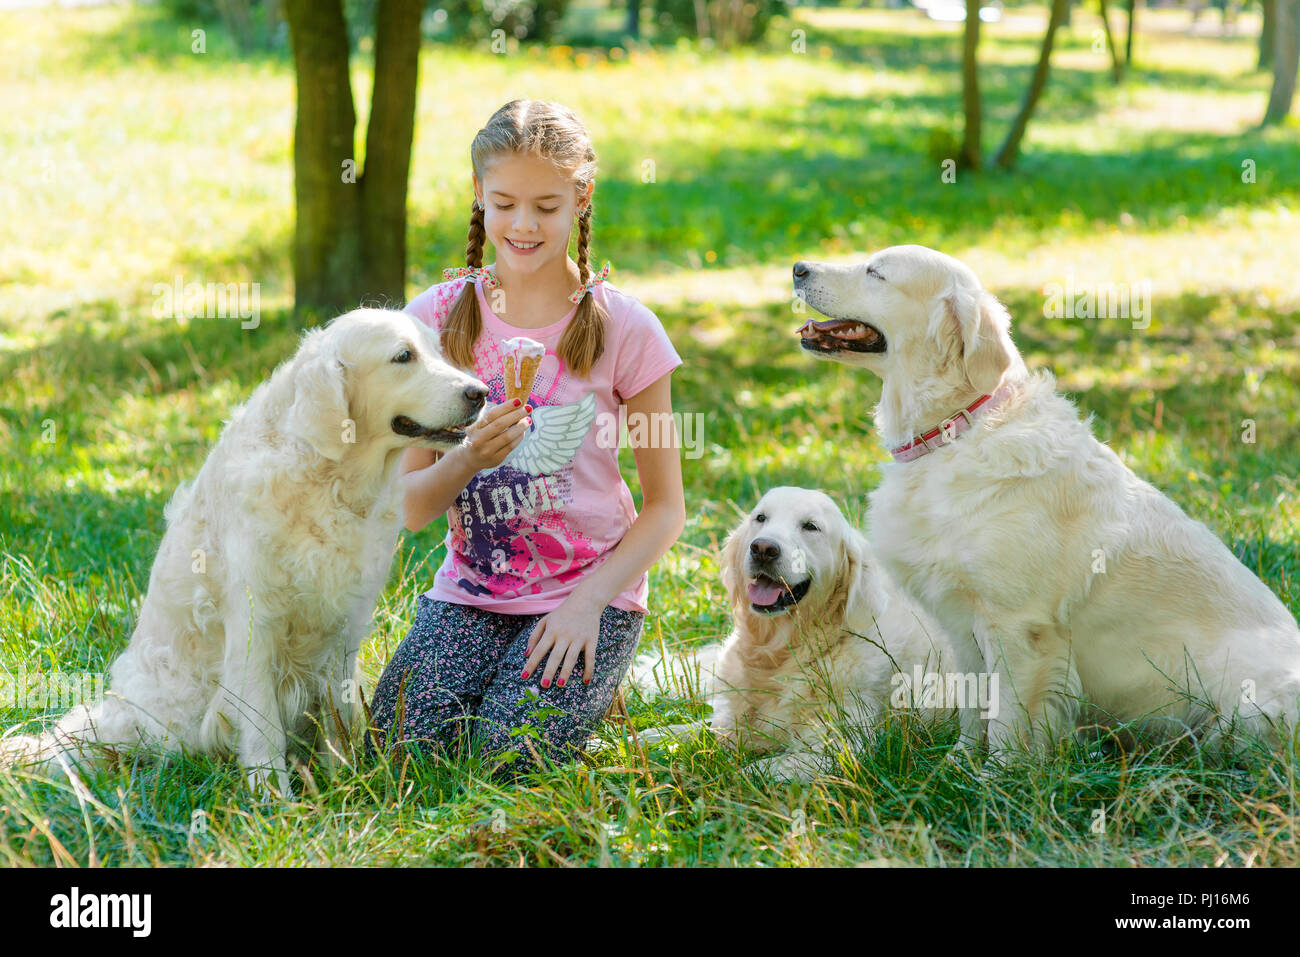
[366,595,645,772]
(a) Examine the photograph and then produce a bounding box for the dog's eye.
[755,513,766,523]
[392,349,414,364]
[866,265,885,281]
[802,522,819,532]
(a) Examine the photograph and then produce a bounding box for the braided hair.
[440,100,609,379]
[440,199,488,370]
[555,200,605,379]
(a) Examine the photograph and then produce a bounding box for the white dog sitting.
[633,487,985,780]
[794,244,1300,760]
[2,308,487,793]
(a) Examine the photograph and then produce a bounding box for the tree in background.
[994,0,1071,169]
[1126,0,1138,66]
[1260,0,1276,68]
[651,0,787,47]
[960,0,982,171]
[1263,0,1300,124]
[440,0,571,42]
[959,0,1073,171]
[160,0,284,49]
[1097,0,1124,82]
[282,0,426,315]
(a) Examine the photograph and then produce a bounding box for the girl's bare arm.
[562,371,687,611]
[399,400,531,532]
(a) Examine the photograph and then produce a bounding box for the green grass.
[1,2,1298,866]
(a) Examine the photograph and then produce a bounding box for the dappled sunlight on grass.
[1,1,1297,867]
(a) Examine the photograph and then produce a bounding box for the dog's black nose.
[793,262,809,279]
[463,384,489,409]
[750,538,780,562]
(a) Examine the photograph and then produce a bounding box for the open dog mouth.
[796,317,886,354]
[747,574,812,614]
[391,415,471,445]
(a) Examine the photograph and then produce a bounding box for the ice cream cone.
[504,354,542,403]
[502,337,545,404]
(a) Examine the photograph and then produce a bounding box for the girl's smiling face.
[474,152,592,278]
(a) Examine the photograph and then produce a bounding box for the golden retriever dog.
[634,487,985,780]
[794,244,1300,760]
[2,308,487,793]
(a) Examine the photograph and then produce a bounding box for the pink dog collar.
[889,384,1012,462]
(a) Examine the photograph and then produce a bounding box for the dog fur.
[794,244,1300,759]
[2,308,487,792]
[636,487,984,779]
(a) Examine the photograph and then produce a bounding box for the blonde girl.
[368,100,685,771]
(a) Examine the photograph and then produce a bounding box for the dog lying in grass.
[794,244,1300,761]
[632,487,985,780]
[2,309,487,793]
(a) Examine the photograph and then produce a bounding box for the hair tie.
[568,261,611,304]
[442,266,500,290]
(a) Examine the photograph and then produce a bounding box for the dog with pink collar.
[795,244,1300,761]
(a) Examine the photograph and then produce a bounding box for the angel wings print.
[479,391,597,478]
[448,389,607,600]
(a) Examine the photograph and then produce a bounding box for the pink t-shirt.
[404,273,683,615]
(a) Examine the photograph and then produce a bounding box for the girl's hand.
[522,595,603,687]
[457,400,531,472]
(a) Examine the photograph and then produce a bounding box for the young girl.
[368,100,686,772]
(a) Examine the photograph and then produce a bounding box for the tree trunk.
[626,0,640,37]
[960,0,982,171]
[360,0,427,306]
[284,0,427,316]
[994,0,1071,169]
[1260,0,1277,69]
[692,0,710,38]
[1098,0,1124,81]
[284,0,362,314]
[1125,0,1137,66]
[214,0,256,51]
[1263,0,1300,124]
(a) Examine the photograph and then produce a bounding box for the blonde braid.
[442,200,488,370]
[557,202,607,379]
[576,204,592,283]
[467,201,487,268]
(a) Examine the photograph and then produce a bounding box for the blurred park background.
[1,0,1298,865]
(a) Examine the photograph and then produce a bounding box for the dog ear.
[932,286,1016,395]
[286,334,350,462]
[719,524,747,618]
[837,527,889,631]
[965,291,1016,395]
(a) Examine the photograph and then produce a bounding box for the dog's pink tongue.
[748,581,784,605]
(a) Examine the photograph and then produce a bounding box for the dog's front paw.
[245,762,293,799]
[742,751,825,783]
[941,745,983,775]
[0,734,45,766]
[741,755,781,779]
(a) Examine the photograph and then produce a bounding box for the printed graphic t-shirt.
[404,274,683,615]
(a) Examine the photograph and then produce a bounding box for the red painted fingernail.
[521,671,529,679]
[583,679,591,685]
[525,404,532,412]
[557,678,566,687]
[541,679,550,688]
[514,399,521,407]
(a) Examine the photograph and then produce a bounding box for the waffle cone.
[504,354,542,403]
